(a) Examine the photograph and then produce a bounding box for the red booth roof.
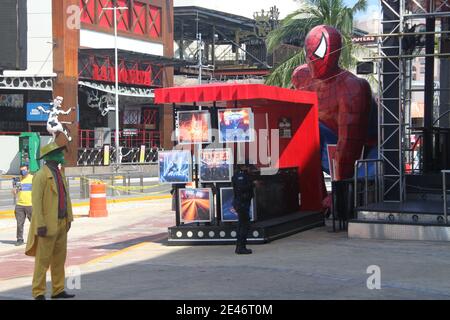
[154,83,317,107]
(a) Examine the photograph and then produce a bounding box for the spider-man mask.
[304,25,342,79]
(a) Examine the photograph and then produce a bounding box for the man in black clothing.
[232,163,254,254]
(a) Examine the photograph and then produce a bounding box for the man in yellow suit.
[25,142,75,300]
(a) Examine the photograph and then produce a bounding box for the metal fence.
[77,147,159,166]
[354,159,385,208]
[0,170,170,209]
[77,172,166,199]
[441,170,450,225]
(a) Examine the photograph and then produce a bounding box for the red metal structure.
[155,83,323,212]
[80,0,162,40]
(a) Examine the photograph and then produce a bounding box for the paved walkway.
[1,199,450,300]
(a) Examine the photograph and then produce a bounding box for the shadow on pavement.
[0,240,19,245]
[92,233,167,250]
[3,227,450,300]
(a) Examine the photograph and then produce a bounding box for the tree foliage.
[265,0,369,87]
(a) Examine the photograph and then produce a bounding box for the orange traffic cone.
[89,182,108,218]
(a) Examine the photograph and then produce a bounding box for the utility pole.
[103,5,128,165]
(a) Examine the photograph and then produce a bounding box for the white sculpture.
[37,96,74,142]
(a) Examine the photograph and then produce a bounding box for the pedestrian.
[171,186,177,211]
[232,162,255,255]
[25,142,75,300]
[12,164,33,246]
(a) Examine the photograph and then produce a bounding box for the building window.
[412,66,417,80]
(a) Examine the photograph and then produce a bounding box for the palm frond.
[265,51,306,88]
[351,0,368,14]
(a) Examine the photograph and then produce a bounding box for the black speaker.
[441,18,450,55]
[0,0,27,72]
[356,61,374,75]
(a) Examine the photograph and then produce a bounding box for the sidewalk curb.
[0,195,171,219]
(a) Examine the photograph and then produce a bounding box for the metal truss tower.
[378,0,450,202]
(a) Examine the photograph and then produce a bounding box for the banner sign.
[26,103,51,122]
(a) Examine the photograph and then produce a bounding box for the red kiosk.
[155,84,325,245]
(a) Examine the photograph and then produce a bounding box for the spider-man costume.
[292,25,375,182]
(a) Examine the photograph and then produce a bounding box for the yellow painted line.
[0,195,171,220]
[107,194,171,204]
[72,194,171,208]
[74,176,125,181]
[84,242,150,266]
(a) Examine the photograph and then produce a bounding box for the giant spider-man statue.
[292,25,377,207]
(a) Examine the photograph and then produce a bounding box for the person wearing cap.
[232,162,255,255]
[25,142,75,300]
[12,163,33,246]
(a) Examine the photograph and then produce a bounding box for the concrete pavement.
[1,198,450,300]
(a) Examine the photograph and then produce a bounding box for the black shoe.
[324,208,331,219]
[15,240,24,246]
[34,295,46,300]
[51,291,75,299]
[235,247,252,254]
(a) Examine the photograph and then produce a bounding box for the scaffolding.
[377,0,450,202]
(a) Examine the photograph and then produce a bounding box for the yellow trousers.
[32,219,68,298]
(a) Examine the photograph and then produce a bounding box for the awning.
[0,76,53,91]
[155,83,317,108]
[79,80,154,98]
[79,49,194,67]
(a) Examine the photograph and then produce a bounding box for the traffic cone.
[89,182,108,218]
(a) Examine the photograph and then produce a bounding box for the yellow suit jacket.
[25,165,73,256]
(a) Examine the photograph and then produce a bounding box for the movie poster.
[179,188,213,223]
[177,111,212,144]
[199,148,233,183]
[218,108,254,143]
[158,150,192,184]
[220,187,255,222]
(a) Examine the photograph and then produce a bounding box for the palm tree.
[265,0,369,88]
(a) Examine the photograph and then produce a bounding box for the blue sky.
[174,0,380,20]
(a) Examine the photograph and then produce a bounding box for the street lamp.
[103,6,128,165]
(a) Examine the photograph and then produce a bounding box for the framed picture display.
[177,110,212,144]
[179,188,214,223]
[218,108,254,143]
[278,117,292,138]
[158,150,192,184]
[220,187,255,222]
[199,148,233,183]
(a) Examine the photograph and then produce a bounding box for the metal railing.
[441,170,450,224]
[79,129,160,149]
[77,147,159,166]
[354,159,385,208]
[78,172,162,199]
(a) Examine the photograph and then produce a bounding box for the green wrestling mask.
[43,149,66,165]
[38,142,67,165]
